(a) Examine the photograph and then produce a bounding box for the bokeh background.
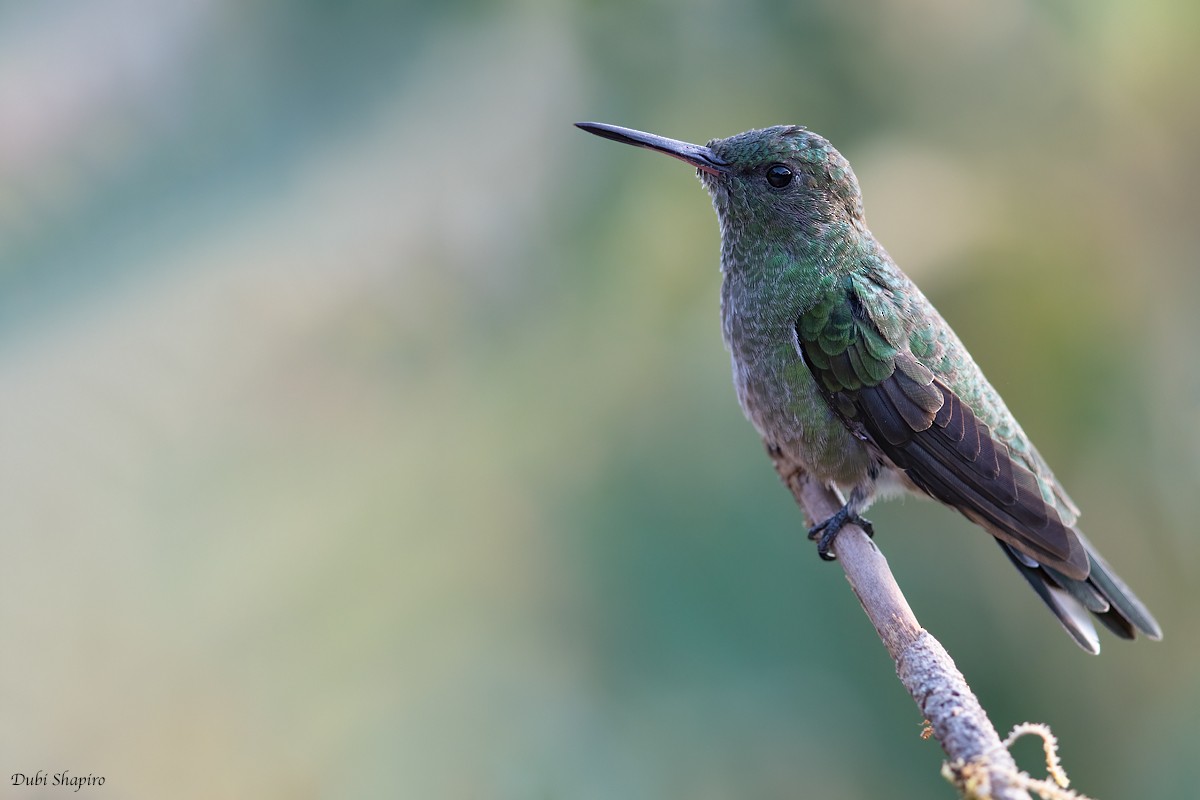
[1,1,1197,797]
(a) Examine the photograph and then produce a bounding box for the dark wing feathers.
[846,359,1085,573]
[796,283,1162,649]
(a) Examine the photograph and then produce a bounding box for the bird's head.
[576,122,865,243]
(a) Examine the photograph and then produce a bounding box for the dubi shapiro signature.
[11,771,105,792]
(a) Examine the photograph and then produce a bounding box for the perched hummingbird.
[576,121,1162,653]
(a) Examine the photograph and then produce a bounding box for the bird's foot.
[807,506,874,561]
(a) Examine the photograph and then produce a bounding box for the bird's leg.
[807,486,874,561]
[765,443,876,560]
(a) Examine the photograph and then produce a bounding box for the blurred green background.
[1,1,1197,798]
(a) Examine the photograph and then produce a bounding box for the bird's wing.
[796,283,1090,579]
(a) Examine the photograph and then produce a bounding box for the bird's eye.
[766,164,793,188]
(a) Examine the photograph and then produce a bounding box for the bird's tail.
[999,533,1162,654]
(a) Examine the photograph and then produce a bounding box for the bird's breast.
[721,292,873,488]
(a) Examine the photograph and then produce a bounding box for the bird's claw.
[807,507,874,561]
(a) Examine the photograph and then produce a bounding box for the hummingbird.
[576,121,1162,653]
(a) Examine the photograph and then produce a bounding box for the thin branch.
[774,459,1034,800]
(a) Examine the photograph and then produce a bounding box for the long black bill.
[575,122,729,176]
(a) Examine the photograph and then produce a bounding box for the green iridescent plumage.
[577,121,1161,653]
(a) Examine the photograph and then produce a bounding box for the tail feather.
[1091,604,1137,640]
[1043,564,1110,614]
[1075,532,1163,640]
[1002,543,1101,654]
[999,534,1161,654]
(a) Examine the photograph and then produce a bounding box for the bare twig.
[773,459,1035,800]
